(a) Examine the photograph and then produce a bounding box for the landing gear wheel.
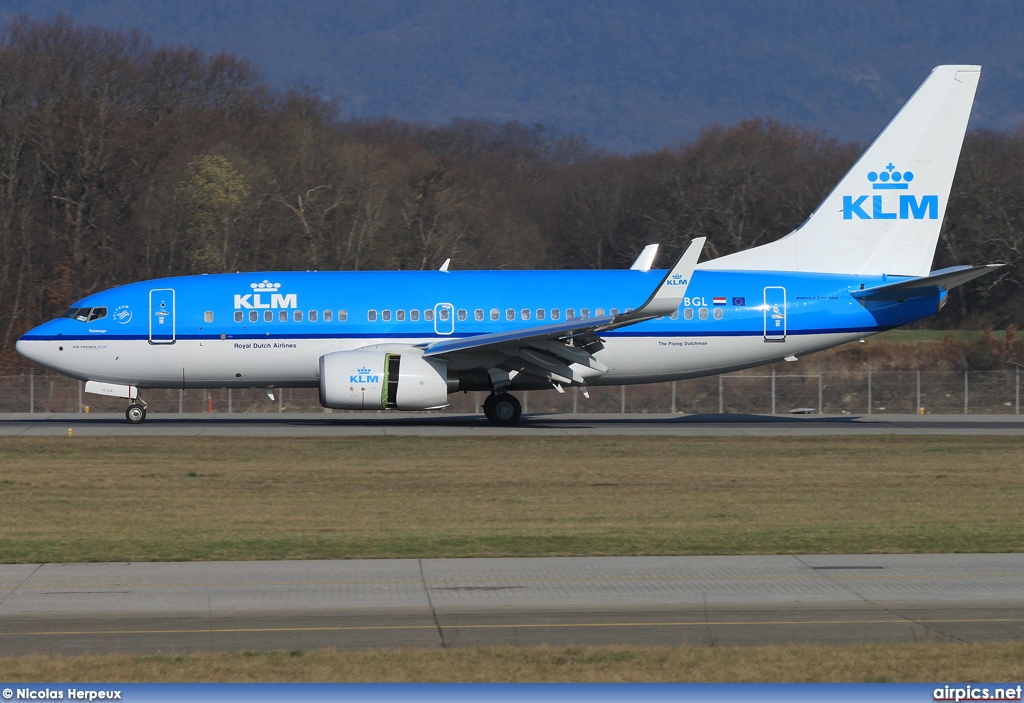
[483,393,521,426]
[482,393,498,422]
[125,403,147,424]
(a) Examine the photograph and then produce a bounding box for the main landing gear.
[483,392,522,426]
[125,401,147,424]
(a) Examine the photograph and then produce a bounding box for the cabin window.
[294,310,303,322]
[409,309,419,321]
[382,310,391,322]
[396,309,405,321]
[424,309,434,321]
[580,308,590,320]
[249,310,258,322]
[338,310,348,322]
[536,308,545,320]
[309,310,318,322]
[323,310,332,322]
[566,308,575,320]
[611,308,619,316]
[367,310,377,322]
[234,311,243,323]
[490,309,499,321]
[670,310,679,320]
[204,311,214,323]
[506,309,515,321]
[457,309,467,321]
[550,308,561,321]
[595,308,604,317]
[713,308,723,320]
[475,309,484,321]
[698,308,709,320]
[279,310,288,322]
[521,309,530,320]
[264,310,273,322]
[438,308,449,321]
[683,308,693,320]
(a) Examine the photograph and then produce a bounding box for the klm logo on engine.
[350,366,379,384]
[842,163,938,220]
[234,280,298,309]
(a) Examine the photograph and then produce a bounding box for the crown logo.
[357,366,372,374]
[867,163,913,190]
[250,280,282,290]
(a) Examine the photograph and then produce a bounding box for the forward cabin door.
[763,286,786,342]
[149,288,176,344]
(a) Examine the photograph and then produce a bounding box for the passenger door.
[149,288,176,344]
[763,286,786,342]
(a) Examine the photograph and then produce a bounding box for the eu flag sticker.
[732,297,745,306]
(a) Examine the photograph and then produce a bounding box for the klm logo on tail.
[842,163,938,220]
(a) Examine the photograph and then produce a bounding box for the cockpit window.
[63,307,107,322]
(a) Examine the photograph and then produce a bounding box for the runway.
[2,554,1023,655]
[3,412,1024,436]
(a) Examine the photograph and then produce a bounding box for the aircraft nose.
[16,329,52,368]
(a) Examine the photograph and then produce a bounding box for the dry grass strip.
[1,643,1023,682]
[1,436,1022,562]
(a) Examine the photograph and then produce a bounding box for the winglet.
[438,258,451,273]
[629,244,659,272]
[612,237,705,323]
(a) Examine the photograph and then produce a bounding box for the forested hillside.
[1,17,1021,369]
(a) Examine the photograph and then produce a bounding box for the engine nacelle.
[319,349,450,410]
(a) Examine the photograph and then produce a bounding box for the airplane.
[16,65,1004,425]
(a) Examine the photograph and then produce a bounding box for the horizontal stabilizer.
[851,264,1005,303]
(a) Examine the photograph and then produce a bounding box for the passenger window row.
[229,306,725,325]
[671,308,724,321]
[366,307,624,322]
[234,310,349,323]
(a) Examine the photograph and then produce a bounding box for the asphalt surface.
[2,554,1023,654]
[3,412,1024,436]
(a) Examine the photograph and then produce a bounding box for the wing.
[421,238,705,388]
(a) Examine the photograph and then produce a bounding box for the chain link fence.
[2,366,1020,415]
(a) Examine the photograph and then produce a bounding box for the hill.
[2,0,1023,152]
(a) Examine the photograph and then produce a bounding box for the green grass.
[1,436,1022,562]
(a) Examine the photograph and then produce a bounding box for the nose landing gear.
[483,392,522,426]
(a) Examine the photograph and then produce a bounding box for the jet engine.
[319,349,451,410]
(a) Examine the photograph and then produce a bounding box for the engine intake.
[319,349,450,410]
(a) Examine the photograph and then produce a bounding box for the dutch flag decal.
[713,297,727,306]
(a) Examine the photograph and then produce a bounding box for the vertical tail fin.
[701,65,981,276]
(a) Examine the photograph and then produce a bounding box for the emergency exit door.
[149,288,176,344]
[763,286,786,342]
